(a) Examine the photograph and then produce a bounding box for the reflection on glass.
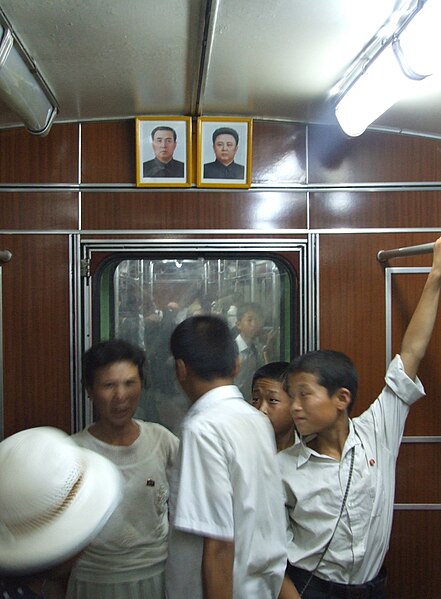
[97,257,294,434]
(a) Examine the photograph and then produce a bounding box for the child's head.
[251,361,295,449]
[236,302,264,343]
[284,350,358,436]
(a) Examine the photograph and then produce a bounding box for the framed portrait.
[196,117,253,188]
[136,116,192,187]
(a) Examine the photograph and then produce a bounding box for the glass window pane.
[95,255,296,434]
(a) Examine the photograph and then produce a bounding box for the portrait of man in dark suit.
[203,127,245,180]
[143,126,185,178]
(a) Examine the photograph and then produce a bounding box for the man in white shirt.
[165,314,299,599]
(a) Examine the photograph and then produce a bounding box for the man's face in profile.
[213,134,238,166]
[152,129,177,164]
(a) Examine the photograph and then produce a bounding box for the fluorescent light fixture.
[0,17,57,136]
[335,0,440,137]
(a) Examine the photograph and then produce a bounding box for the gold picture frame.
[196,117,253,188]
[136,116,192,187]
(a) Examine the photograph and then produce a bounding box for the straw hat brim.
[0,444,123,575]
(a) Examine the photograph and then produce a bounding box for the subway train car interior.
[0,0,441,596]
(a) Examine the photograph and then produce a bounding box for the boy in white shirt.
[279,237,441,598]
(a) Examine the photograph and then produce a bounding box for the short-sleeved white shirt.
[277,354,424,584]
[69,420,179,585]
[165,385,288,599]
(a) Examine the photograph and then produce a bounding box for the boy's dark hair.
[82,338,146,388]
[286,350,358,413]
[170,315,238,381]
[251,361,290,390]
[236,302,264,322]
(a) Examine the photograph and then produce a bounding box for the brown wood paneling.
[0,123,79,184]
[319,234,388,415]
[1,234,71,436]
[0,192,78,230]
[385,510,441,598]
[80,119,307,186]
[309,124,441,184]
[81,191,307,230]
[252,121,306,184]
[389,267,441,436]
[310,190,441,229]
[318,233,441,418]
[396,443,441,503]
[81,120,136,184]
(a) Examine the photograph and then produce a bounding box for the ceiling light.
[0,13,58,136]
[335,0,440,137]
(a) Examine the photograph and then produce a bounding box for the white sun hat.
[0,426,123,575]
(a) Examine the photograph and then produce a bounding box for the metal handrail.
[377,242,435,263]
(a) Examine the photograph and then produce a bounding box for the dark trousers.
[286,563,388,599]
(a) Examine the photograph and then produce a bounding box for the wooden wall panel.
[0,192,78,230]
[1,234,71,436]
[80,119,307,186]
[390,268,441,436]
[319,233,388,415]
[251,121,306,185]
[81,120,135,184]
[81,190,307,230]
[310,190,441,230]
[0,123,79,184]
[386,511,441,598]
[308,124,441,184]
[318,233,441,418]
[396,444,441,503]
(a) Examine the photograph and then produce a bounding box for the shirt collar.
[295,419,360,467]
[235,334,248,352]
[185,384,243,419]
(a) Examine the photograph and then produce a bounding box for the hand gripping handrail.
[376,242,435,263]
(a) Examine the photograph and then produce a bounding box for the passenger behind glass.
[173,288,211,324]
[226,291,245,332]
[66,339,179,599]
[119,294,145,349]
[233,302,265,402]
[251,361,298,452]
[119,293,162,421]
[144,291,211,432]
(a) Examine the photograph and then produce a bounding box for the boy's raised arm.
[400,237,441,381]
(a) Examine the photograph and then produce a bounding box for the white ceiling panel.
[0,0,441,137]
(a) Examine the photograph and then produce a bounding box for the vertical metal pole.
[0,266,4,440]
[250,261,256,301]
[0,250,11,439]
